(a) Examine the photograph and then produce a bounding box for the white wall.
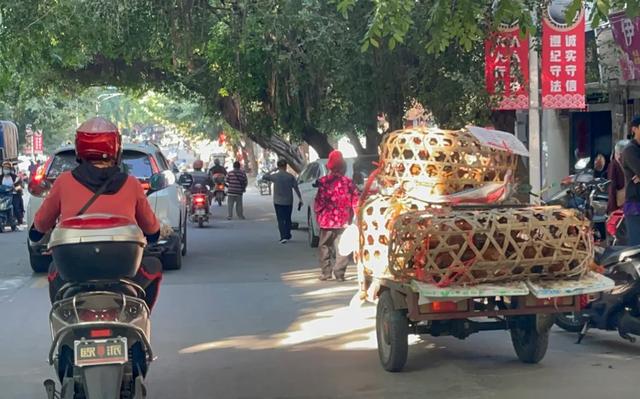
[541,110,571,199]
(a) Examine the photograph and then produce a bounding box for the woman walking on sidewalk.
[314,150,360,281]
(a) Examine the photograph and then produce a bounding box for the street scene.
[1,192,640,399]
[4,1,640,399]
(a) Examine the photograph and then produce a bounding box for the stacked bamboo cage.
[357,127,592,286]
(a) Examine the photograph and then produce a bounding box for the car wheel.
[162,236,183,271]
[308,213,320,248]
[291,222,299,230]
[181,217,187,257]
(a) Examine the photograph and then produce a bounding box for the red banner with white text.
[541,7,586,109]
[485,26,529,110]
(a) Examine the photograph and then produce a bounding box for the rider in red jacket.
[29,117,163,308]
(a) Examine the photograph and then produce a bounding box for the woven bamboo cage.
[388,206,592,286]
[378,128,518,196]
[358,194,445,277]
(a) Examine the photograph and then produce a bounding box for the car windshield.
[46,150,153,179]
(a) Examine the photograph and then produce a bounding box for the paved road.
[2,190,640,398]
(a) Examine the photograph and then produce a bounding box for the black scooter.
[0,185,18,232]
[555,245,640,344]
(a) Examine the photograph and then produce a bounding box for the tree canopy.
[1,0,638,169]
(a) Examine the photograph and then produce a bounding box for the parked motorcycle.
[0,185,17,232]
[212,173,226,206]
[555,245,640,344]
[547,157,609,243]
[190,183,210,228]
[42,174,168,399]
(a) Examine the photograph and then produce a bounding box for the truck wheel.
[555,312,585,333]
[29,253,51,273]
[510,315,550,364]
[376,290,409,372]
[162,236,183,271]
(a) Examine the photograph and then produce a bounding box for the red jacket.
[314,173,359,229]
[34,172,160,234]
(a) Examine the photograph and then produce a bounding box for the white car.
[26,143,187,272]
[291,155,378,247]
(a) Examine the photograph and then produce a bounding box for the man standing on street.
[314,151,360,281]
[263,160,302,243]
[622,116,640,246]
[226,161,248,220]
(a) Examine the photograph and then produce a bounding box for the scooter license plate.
[196,209,206,216]
[74,337,128,367]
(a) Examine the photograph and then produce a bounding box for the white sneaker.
[280,239,288,244]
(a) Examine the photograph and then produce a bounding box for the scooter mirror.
[575,157,590,171]
[28,176,51,198]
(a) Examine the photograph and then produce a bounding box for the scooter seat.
[596,245,640,267]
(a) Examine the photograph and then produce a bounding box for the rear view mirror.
[28,166,52,198]
[149,173,167,193]
[575,157,590,171]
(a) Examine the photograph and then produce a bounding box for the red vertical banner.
[541,6,586,109]
[33,130,43,154]
[485,26,529,110]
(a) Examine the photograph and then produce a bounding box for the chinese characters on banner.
[33,131,43,154]
[541,7,586,109]
[610,11,640,81]
[485,26,529,110]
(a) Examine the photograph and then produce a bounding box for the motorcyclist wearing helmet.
[209,158,227,177]
[29,117,163,309]
[1,160,24,224]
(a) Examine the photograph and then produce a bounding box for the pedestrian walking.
[263,160,302,243]
[314,151,360,281]
[226,161,248,220]
[622,116,640,245]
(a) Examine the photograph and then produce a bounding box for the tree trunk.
[247,134,305,173]
[243,138,259,176]
[346,131,366,155]
[301,125,333,158]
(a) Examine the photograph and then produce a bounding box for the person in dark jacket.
[1,161,24,224]
[226,161,248,220]
[622,116,640,246]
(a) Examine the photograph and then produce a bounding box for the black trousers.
[48,256,163,310]
[274,204,293,240]
[12,194,23,223]
[319,228,349,278]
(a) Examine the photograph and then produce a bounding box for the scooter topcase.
[49,214,146,281]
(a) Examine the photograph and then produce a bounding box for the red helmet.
[193,160,204,170]
[75,117,122,162]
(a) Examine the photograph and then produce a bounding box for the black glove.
[145,230,160,244]
[28,224,46,243]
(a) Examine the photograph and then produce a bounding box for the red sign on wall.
[485,26,529,110]
[541,7,586,109]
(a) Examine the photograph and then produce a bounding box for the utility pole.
[528,37,541,203]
